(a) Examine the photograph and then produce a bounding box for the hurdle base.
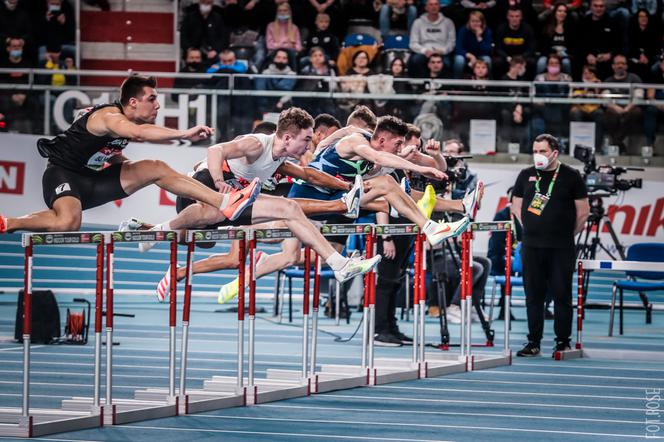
[421,353,470,377]
[0,408,101,437]
[553,348,583,361]
[61,397,177,425]
[203,375,309,406]
[313,365,369,393]
[371,359,421,385]
[132,388,246,415]
[470,352,513,370]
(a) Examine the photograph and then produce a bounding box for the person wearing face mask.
[172,47,208,102]
[266,2,303,56]
[255,49,297,113]
[0,36,34,133]
[180,0,229,65]
[602,53,644,154]
[531,54,572,138]
[37,0,75,64]
[0,0,32,52]
[511,134,589,357]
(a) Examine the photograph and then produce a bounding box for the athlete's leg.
[294,198,346,216]
[409,189,464,213]
[119,160,256,215]
[363,175,429,227]
[4,197,82,233]
[173,240,241,281]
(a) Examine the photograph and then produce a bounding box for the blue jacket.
[455,26,493,58]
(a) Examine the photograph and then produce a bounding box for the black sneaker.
[374,333,403,347]
[552,341,571,357]
[392,330,413,346]
[516,342,541,357]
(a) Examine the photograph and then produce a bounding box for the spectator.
[207,48,249,74]
[538,0,582,22]
[627,8,661,82]
[302,0,342,37]
[460,0,499,28]
[40,46,76,86]
[536,2,576,75]
[629,0,660,17]
[372,57,415,120]
[180,0,229,65]
[453,10,493,78]
[304,13,340,64]
[0,0,32,55]
[493,7,536,78]
[297,46,336,115]
[644,56,664,146]
[605,0,631,54]
[455,60,497,138]
[266,1,303,59]
[172,48,207,101]
[408,0,456,78]
[570,64,605,149]
[379,0,418,38]
[417,53,452,123]
[500,55,531,152]
[578,0,619,80]
[512,133,589,357]
[338,50,372,113]
[38,0,75,62]
[0,36,35,133]
[496,0,538,26]
[532,54,572,138]
[603,54,644,153]
[255,48,297,112]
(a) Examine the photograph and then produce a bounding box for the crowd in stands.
[177,0,664,151]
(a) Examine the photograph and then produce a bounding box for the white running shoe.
[156,266,173,302]
[425,216,470,246]
[342,175,363,219]
[462,181,484,221]
[118,217,147,232]
[446,304,462,324]
[138,226,160,253]
[217,251,266,304]
[334,254,382,283]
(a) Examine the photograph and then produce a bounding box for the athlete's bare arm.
[89,107,213,143]
[206,136,263,188]
[277,161,352,191]
[316,126,372,153]
[399,140,447,171]
[338,134,446,180]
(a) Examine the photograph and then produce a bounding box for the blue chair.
[609,243,664,336]
[383,34,409,50]
[489,243,523,322]
[343,33,376,47]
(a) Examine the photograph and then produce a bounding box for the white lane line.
[258,403,644,425]
[0,345,44,352]
[422,377,654,391]
[0,393,69,399]
[320,393,648,412]
[376,385,644,401]
[0,369,208,382]
[467,370,664,382]
[132,416,661,439]
[513,361,664,373]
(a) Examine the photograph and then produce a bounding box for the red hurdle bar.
[302,246,312,379]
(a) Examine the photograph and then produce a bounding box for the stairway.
[80,0,177,87]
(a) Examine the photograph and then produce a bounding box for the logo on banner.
[0,161,26,194]
[55,183,71,195]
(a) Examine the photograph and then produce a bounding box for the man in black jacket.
[180,0,229,65]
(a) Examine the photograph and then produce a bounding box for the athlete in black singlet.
[0,75,259,233]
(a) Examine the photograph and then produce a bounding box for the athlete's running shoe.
[342,175,363,219]
[417,184,436,218]
[463,180,484,220]
[118,217,150,232]
[156,266,174,302]
[137,224,164,253]
[425,216,470,246]
[217,251,266,304]
[400,177,411,195]
[221,177,261,221]
[333,255,382,283]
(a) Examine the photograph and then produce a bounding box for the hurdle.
[0,232,104,437]
[424,222,513,372]
[62,229,180,424]
[133,228,247,413]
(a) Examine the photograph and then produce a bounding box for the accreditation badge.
[527,192,550,216]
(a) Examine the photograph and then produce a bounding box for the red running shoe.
[221,177,261,222]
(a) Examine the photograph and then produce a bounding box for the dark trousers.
[375,233,414,335]
[521,245,575,346]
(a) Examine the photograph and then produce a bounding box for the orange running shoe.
[221,177,261,221]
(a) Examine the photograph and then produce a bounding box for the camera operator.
[512,134,589,357]
[442,138,478,200]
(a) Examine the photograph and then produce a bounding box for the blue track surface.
[0,233,663,441]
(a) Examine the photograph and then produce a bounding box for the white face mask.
[533,152,553,170]
[199,3,212,14]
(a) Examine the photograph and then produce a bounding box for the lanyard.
[534,162,560,197]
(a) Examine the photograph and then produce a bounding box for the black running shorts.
[42,163,128,210]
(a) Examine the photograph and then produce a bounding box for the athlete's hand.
[214,179,234,194]
[419,166,447,181]
[382,239,396,260]
[398,144,418,160]
[183,125,214,142]
[423,139,442,157]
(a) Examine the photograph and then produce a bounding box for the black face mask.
[187,62,202,71]
[274,62,288,70]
